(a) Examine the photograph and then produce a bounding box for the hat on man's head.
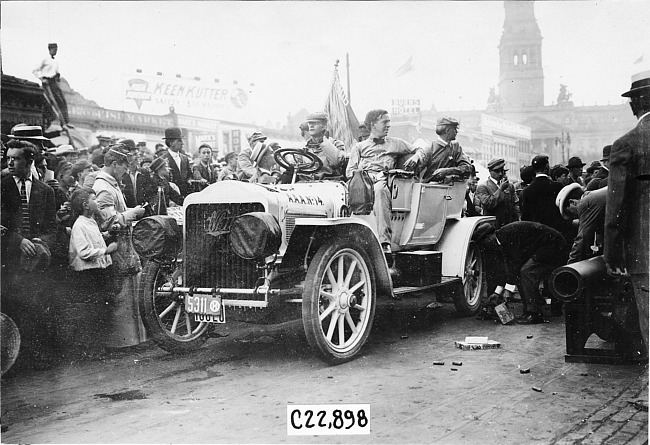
[96,134,112,142]
[224,152,237,163]
[473,222,495,244]
[487,158,507,171]
[601,145,611,162]
[149,157,167,173]
[163,127,184,140]
[622,70,650,98]
[556,183,584,221]
[247,132,267,146]
[436,117,460,128]
[306,112,328,123]
[251,142,270,164]
[531,155,549,170]
[586,161,601,175]
[48,43,58,49]
[53,144,75,156]
[566,156,586,169]
[71,159,93,179]
[8,125,54,146]
[137,141,147,147]
[19,239,51,273]
[118,139,137,151]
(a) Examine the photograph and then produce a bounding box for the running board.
[393,276,461,295]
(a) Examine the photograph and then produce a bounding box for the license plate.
[184,295,226,324]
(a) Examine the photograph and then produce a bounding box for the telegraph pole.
[346,53,351,104]
[555,130,571,165]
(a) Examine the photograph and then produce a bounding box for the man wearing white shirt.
[33,43,69,128]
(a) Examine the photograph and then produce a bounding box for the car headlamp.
[229,212,282,260]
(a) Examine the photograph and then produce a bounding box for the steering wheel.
[274,148,323,175]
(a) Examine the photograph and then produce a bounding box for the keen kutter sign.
[123,74,253,119]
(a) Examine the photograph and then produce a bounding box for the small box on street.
[455,339,501,350]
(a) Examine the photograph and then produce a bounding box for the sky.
[2,1,649,129]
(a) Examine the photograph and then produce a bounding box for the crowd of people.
[466,70,650,364]
[2,68,648,370]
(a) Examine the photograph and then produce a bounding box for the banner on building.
[122,73,254,120]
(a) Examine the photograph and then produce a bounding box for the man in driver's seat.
[421,117,472,183]
[346,109,427,254]
[304,112,345,179]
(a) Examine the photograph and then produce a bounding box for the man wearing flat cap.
[605,69,650,356]
[565,156,586,187]
[162,127,192,197]
[140,157,184,215]
[420,116,472,183]
[218,152,239,181]
[584,145,611,192]
[303,112,345,179]
[238,132,268,181]
[476,158,520,229]
[93,144,147,348]
[33,43,70,129]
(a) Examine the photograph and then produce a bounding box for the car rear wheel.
[139,260,212,354]
[302,239,376,365]
[453,240,485,316]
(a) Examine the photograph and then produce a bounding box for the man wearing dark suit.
[521,154,571,242]
[161,127,192,198]
[584,145,610,192]
[605,70,650,356]
[463,175,481,217]
[476,221,568,324]
[121,152,146,207]
[1,139,58,368]
[476,158,520,228]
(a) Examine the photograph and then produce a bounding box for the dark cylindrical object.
[548,256,615,303]
[229,212,281,260]
[132,215,180,259]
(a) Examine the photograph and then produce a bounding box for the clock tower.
[498,1,545,110]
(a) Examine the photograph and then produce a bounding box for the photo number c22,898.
[287,404,370,435]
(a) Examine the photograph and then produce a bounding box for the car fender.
[435,216,495,277]
[281,217,394,299]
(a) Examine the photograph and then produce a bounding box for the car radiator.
[185,202,265,300]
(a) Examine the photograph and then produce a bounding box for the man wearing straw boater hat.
[605,69,650,357]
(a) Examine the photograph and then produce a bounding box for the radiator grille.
[185,202,264,297]
[285,212,326,243]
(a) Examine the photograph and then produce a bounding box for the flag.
[633,54,644,64]
[395,56,414,77]
[324,67,359,152]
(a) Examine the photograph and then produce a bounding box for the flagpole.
[346,53,351,105]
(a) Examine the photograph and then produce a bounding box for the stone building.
[392,0,636,172]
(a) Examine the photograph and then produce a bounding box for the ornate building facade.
[393,0,636,172]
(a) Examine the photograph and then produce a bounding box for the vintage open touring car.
[133,148,494,364]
